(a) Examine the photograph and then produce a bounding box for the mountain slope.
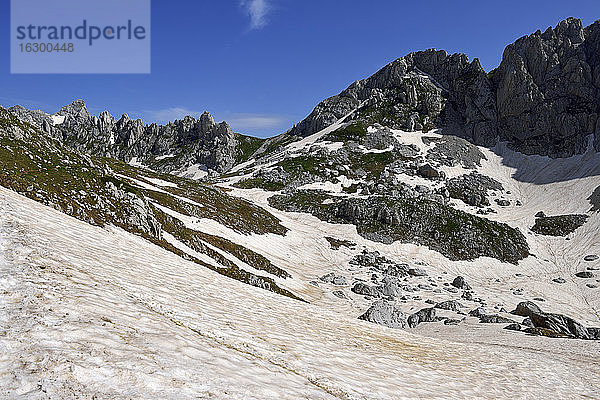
[0,106,297,299]
[1,187,599,399]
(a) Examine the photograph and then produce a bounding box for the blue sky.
[1,1,598,137]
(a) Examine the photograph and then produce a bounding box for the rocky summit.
[286,17,600,158]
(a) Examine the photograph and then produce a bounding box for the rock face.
[494,18,600,157]
[9,100,243,174]
[287,49,497,146]
[287,18,600,159]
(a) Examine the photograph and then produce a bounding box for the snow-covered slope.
[1,187,599,399]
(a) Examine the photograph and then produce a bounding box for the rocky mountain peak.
[199,111,216,131]
[285,17,600,159]
[59,99,91,119]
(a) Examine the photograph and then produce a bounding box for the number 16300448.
[19,43,74,52]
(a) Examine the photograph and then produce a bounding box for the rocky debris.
[586,283,598,289]
[325,237,356,250]
[553,278,567,284]
[333,276,348,286]
[407,307,437,328]
[575,271,595,279]
[584,254,599,261]
[452,276,472,290]
[319,273,335,283]
[320,272,348,286]
[381,276,404,297]
[522,318,534,327]
[468,307,488,318]
[408,268,428,277]
[417,164,441,179]
[444,318,462,325]
[351,282,381,297]
[461,291,474,301]
[589,186,600,212]
[495,199,510,207]
[435,300,462,312]
[270,191,530,263]
[479,315,515,324]
[531,214,589,236]
[535,211,546,218]
[361,127,402,150]
[446,173,503,208]
[424,136,488,168]
[523,327,569,338]
[358,300,408,329]
[504,323,522,331]
[332,290,347,299]
[511,301,542,317]
[510,301,600,340]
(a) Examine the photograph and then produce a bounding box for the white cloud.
[227,113,286,130]
[240,0,270,30]
[146,107,203,123]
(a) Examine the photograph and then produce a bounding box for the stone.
[319,273,335,283]
[358,300,408,329]
[510,301,600,340]
[552,278,567,284]
[451,276,472,290]
[444,318,461,325]
[510,301,542,317]
[468,307,488,318]
[408,268,428,277]
[351,282,381,297]
[504,323,522,331]
[434,300,462,312]
[575,271,594,279]
[584,255,599,261]
[479,314,515,324]
[332,276,348,286]
[417,164,440,179]
[521,318,534,327]
[407,307,437,328]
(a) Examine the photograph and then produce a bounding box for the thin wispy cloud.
[240,0,270,30]
[142,108,292,135]
[227,113,286,130]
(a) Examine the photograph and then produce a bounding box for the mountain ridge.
[286,17,600,158]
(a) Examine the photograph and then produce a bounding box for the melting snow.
[1,187,599,398]
[50,115,65,125]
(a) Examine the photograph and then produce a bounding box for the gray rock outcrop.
[9,100,244,174]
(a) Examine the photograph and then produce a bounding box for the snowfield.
[1,187,599,399]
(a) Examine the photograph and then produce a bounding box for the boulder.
[510,301,600,340]
[358,300,408,329]
[435,300,462,312]
[451,276,472,290]
[407,307,437,328]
